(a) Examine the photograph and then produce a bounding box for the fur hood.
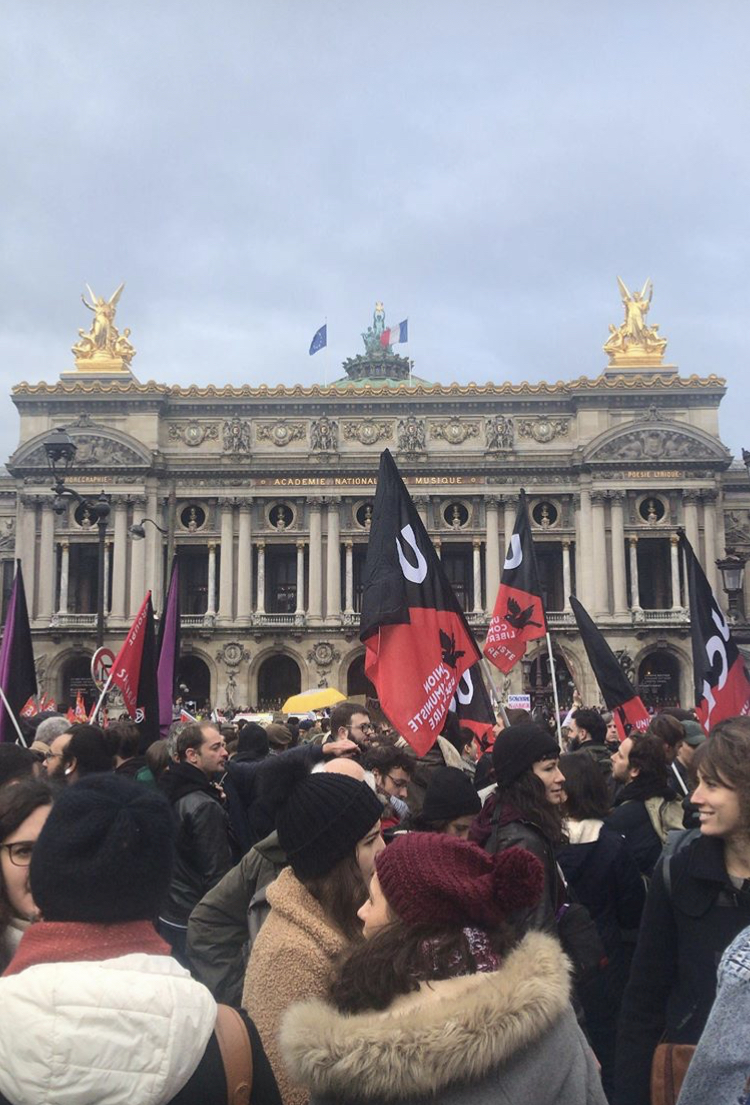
[280,931,571,1101]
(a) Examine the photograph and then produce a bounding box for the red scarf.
[4,920,170,977]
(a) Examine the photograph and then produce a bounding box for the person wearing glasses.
[0,779,52,971]
[363,745,416,831]
[326,702,375,757]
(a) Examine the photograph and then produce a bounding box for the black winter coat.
[614,833,750,1105]
[606,778,677,877]
[159,763,233,925]
[557,824,645,959]
[486,808,563,933]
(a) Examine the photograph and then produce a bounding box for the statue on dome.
[72,283,135,368]
[604,277,667,364]
[361,302,389,354]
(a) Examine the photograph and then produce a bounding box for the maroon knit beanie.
[375,832,543,928]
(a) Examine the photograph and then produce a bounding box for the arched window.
[177,655,212,711]
[257,654,301,710]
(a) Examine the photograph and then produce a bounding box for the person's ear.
[64,757,77,776]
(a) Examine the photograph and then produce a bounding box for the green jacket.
[187,830,287,1006]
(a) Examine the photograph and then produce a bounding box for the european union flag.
[309,324,327,356]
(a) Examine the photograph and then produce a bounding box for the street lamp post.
[716,550,747,624]
[43,428,111,648]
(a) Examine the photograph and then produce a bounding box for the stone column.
[414,496,429,529]
[344,541,354,614]
[683,490,700,551]
[562,540,572,611]
[590,491,608,615]
[255,541,266,614]
[485,497,500,613]
[610,491,628,616]
[702,492,718,592]
[237,500,252,623]
[18,497,37,619]
[206,543,217,617]
[295,541,305,616]
[38,503,55,620]
[110,500,128,619]
[670,533,682,609]
[58,541,70,615]
[472,540,482,613]
[308,500,323,622]
[574,490,592,608]
[326,498,341,621]
[503,497,517,560]
[629,536,641,611]
[218,500,234,621]
[103,540,112,615]
[128,499,147,615]
[434,537,442,560]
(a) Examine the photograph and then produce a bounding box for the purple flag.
[157,556,181,735]
[0,563,37,743]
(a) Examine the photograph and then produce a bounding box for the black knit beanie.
[31,774,174,923]
[492,723,560,789]
[421,766,481,823]
[267,757,382,880]
[237,722,270,760]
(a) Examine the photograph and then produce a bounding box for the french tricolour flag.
[380,319,408,347]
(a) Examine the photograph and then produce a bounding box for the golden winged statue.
[604,277,667,364]
[72,283,135,367]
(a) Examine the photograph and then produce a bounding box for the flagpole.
[90,672,114,726]
[480,657,510,727]
[324,316,328,388]
[0,685,27,746]
[545,632,564,750]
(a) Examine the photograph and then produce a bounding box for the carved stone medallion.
[257,422,306,447]
[429,419,479,445]
[343,420,392,446]
[169,422,220,447]
[223,419,252,454]
[517,417,569,444]
[215,642,250,667]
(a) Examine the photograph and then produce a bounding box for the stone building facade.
[3,289,750,715]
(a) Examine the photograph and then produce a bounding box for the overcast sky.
[2,2,749,463]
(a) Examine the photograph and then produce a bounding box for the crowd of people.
[0,696,749,1103]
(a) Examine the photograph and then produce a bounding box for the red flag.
[570,595,650,740]
[682,535,750,730]
[484,491,547,674]
[110,594,154,720]
[360,450,480,756]
[20,698,38,718]
[449,662,496,749]
[65,707,75,722]
[74,690,87,722]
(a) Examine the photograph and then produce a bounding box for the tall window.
[267,547,297,613]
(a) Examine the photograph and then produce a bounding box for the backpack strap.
[214,1004,253,1105]
[661,828,701,902]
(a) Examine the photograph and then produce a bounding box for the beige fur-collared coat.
[280,931,607,1105]
[242,866,349,1105]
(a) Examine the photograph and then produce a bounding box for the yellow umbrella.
[282,687,346,713]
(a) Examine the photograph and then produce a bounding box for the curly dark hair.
[363,745,416,778]
[0,779,52,930]
[647,714,686,751]
[496,767,566,846]
[628,733,669,788]
[328,918,515,1013]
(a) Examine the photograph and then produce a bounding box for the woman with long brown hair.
[280,833,607,1105]
[242,756,384,1105]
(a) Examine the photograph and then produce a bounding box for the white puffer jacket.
[0,953,217,1105]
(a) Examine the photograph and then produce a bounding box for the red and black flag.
[360,449,480,756]
[449,661,497,750]
[570,595,650,740]
[484,491,546,674]
[0,563,37,744]
[111,592,160,751]
[682,534,750,731]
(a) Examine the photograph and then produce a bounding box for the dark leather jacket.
[159,763,233,925]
